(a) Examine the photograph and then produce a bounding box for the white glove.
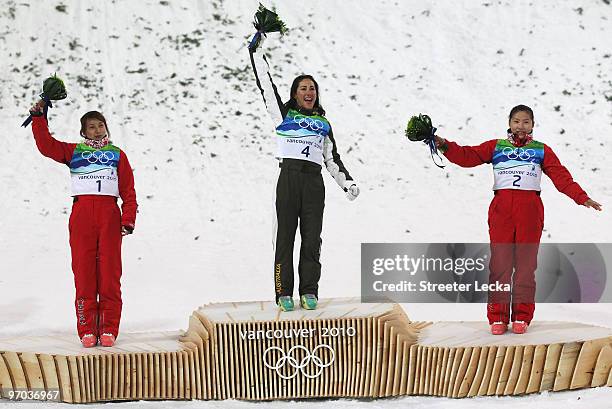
[344,181,360,201]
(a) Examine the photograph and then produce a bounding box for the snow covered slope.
[0,0,610,407]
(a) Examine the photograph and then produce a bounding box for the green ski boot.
[300,294,318,310]
[277,296,295,312]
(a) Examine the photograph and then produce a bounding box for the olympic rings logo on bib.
[81,150,115,165]
[293,115,325,134]
[263,344,335,379]
[501,147,536,161]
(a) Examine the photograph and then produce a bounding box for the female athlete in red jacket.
[30,102,137,347]
[434,105,601,335]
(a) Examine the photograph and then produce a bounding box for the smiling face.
[294,78,317,111]
[84,118,108,140]
[509,110,534,139]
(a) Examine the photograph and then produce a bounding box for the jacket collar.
[506,129,533,147]
[83,135,110,149]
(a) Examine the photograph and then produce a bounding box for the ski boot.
[300,294,318,310]
[81,334,97,348]
[100,333,116,347]
[512,321,528,334]
[490,322,507,335]
[277,296,295,312]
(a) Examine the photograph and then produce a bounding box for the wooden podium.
[0,298,610,403]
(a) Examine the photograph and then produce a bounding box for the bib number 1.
[301,146,310,158]
[96,180,102,192]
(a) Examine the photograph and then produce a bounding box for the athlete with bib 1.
[249,34,359,312]
[29,101,138,347]
[434,105,601,335]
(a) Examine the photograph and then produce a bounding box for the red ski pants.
[487,190,543,324]
[69,195,123,339]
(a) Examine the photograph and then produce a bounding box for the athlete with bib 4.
[434,105,601,335]
[249,33,359,312]
[29,101,137,347]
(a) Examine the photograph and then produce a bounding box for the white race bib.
[71,168,119,196]
[493,166,542,190]
[277,134,324,164]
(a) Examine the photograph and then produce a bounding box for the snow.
[0,0,611,407]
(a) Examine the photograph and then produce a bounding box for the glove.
[121,225,134,236]
[344,181,360,201]
[29,100,45,117]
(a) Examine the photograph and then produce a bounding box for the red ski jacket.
[31,116,138,227]
[443,139,589,205]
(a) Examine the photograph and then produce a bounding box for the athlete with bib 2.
[434,105,601,335]
[249,34,359,312]
[29,101,137,347]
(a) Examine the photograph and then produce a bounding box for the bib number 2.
[513,175,521,187]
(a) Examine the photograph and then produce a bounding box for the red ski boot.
[490,322,508,335]
[512,321,528,334]
[81,334,97,348]
[99,333,116,347]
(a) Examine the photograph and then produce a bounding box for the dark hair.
[508,104,534,122]
[284,75,325,115]
[80,111,110,138]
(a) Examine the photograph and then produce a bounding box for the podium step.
[0,298,610,402]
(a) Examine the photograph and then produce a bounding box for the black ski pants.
[274,159,324,301]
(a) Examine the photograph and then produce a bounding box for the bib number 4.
[301,146,310,158]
